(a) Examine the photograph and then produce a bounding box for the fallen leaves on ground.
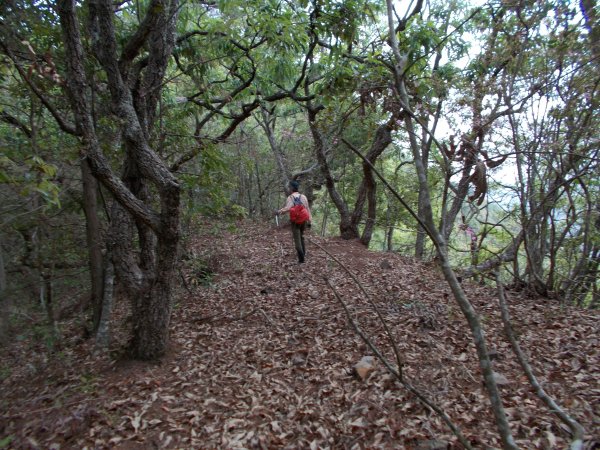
[1,220,598,449]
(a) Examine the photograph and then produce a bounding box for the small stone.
[354,356,375,380]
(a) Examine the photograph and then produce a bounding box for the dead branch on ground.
[494,271,585,450]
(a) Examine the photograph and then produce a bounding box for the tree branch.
[494,271,585,450]
[323,275,472,449]
[0,41,78,136]
[0,111,32,138]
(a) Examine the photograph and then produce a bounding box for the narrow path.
[1,220,598,449]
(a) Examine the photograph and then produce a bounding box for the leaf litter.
[0,221,598,449]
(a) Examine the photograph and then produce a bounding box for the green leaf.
[0,436,14,448]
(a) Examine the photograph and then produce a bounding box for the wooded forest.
[0,0,599,448]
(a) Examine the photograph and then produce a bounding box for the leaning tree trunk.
[385,1,517,447]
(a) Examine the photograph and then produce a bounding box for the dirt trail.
[1,220,598,449]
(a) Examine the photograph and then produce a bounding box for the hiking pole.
[274,210,280,227]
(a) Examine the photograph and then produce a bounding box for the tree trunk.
[254,159,265,216]
[590,280,600,309]
[415,191,427,258]
[42,269,59,342]
[58,0,181,360]
[320,204,329,237]
[386,208,394,252]
[80,157,104,332]
[309,110,358,240]
[259,107,292,195]
[95,254,114,350]
[352,122,393,247]
[0,234,8,343]
[414,115,432,259]
[130,234,178,358]
[385,2,517,447]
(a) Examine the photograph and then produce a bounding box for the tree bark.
[351,122,393,247]
[58,0,181,359]
[258,107,292,195]
[0,234,8,343]
[308,109,358,240]
[562,196,600,305]
[95,254,114,350]
[80,158,104,332]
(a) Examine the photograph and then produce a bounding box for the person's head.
[289,180,299,193]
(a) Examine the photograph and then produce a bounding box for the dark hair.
[289,180,299,192]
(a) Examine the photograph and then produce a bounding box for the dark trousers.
[291,222,306,263]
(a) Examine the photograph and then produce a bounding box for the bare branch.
[323,275,472,449]
[0,111,32,137]
[494,272,585,450]
[0,41,78,136]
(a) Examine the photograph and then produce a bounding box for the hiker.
[276,181,312,263]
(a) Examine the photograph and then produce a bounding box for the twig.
[1,397,92,420]
[255,307,277,328]
[344,136,517,449]
[494,271,585,450]
[325,277,473,450]
[203,308,260,325]
[179,267,193,294]
[307,236,404,377]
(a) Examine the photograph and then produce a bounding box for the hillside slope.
[1,220,598,449]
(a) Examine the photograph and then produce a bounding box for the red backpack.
[289,195,310,224]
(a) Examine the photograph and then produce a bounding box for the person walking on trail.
[276,181,312,264]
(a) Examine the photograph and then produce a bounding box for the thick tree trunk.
[58,0,181,360]
[130,233,178,359]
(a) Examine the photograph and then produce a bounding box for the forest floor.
[0,220,599,449]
